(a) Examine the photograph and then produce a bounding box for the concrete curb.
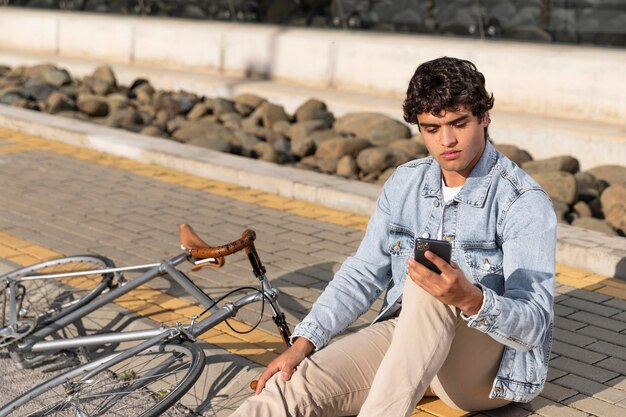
[0,105,624,279]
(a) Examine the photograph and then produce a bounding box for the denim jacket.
[291,140,557,402]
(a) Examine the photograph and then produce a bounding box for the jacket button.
[433,200,440,207]
[421,232,430,238]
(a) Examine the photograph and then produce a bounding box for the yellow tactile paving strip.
[1,127,624,417]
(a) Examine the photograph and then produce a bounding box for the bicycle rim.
[0,340,205,417]
[0,255,113,348]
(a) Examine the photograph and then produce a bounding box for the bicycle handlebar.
[190,229,256,259]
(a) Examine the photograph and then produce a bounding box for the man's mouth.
[441,150,461,160]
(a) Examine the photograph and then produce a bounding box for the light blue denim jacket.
[291,140,557,402]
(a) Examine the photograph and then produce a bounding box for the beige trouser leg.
[230,280,509,417]
[358,279,509,416]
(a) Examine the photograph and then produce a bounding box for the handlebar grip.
[190,229,256,259]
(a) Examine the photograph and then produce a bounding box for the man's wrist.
[291,337,315,357]
[460,285,484,316]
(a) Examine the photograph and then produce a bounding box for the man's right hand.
[255,337,315,395]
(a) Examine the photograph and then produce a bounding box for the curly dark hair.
[403,57,494,125]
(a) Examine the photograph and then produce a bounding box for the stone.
[572,218,617,236]
[77,93,109,117]
[531,171,577,205]
[287,120,327,142]
[153,93,181,118]
[206,97,235,117]
[172,92,199,115]
[0,91,23,106]
[231,130,262,156]
[234,103,254,117]
[334,112,411,145]
[297,156,319,170]
[291,138,317,158]
[56,110,90,121]
[336,155,359,179]
[317,157,340,174]
[106,93,128,111]
[129,78,150,92]
[105,107,144,129]
[494,144,533,165]
[601,185,626,232]
[22,81,57,101]
[572,201,592,218]
[140,125,167,138]
[252,142,281,163]
[605,204,626,233]
[84,76,114,96]
[232,93,265,110]
[315,137,372,159]
[587,165,626,186]
[172,122,233,143]
[259,102,290,129]
[45,91,75,114]
[272,120,291,135]
[309,129,345,146]
[356,147,410,175]
[522,156,580,174]
[377,167,396,185]
[294,98,326,122]
[388,139,428,158]
[553,201,570,223]
[22,64,58,79]
[41,67,71,87]
[187,102,209,121]
[92,65,117,87]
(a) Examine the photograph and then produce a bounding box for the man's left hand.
[407,251,483,316]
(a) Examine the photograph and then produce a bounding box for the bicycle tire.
[0,255,115,348]
[0,339,206,417]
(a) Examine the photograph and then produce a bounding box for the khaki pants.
[231,280,510,417]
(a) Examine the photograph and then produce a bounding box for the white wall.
[0,8,625,125]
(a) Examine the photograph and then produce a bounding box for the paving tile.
[559,297,622,318]
[595,357,626,376]
[550,356,619,383]
[554,374,626,404]
[521,396,588,417]
[554,316,587,331]
[577,325,626,347]
[585,340,626,361]
[552,328,596,347]
[551,340,607,364]
[565,394,626,417]
[567,311,626,332]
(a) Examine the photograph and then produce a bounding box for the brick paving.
[0,129,624,416]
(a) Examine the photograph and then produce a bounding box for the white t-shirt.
[437,180,463,239]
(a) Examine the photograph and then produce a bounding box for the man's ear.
[481,112,491,127]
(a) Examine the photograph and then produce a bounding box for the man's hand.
[254,337,315,395]
[407,250,483,316]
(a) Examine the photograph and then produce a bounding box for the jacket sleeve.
[463,188,557,351]
[290,174,396,350]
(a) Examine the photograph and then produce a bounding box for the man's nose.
[440,127,457,147]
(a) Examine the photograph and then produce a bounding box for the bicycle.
[0,224,292,417]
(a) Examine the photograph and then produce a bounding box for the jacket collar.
[421,140,498,207]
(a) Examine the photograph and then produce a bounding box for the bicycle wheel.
[0,255,115,348]
[0,339,206,417]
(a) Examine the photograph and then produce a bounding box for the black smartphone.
[414,238,452,274]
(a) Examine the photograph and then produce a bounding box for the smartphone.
[414,238,452,274]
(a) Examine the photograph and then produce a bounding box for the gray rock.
[530,171,577,205]
[0,90,23,105]
[258,102,290,129]
[45,91,75,114]
[388,139,428,158]
[56,110,90,121]
[297,156,319,170]
[92,65,117,87]
[234,103,254,117]
[83,76,115,96]
[605,204,626,234]
[105,108,144,129]
[356,147,410,175]
[272,120,291,135]
[317,157,340,174]
[41,68,71,87]
[334,112,410,145]
[315,137,372,159]
[294,98,326,122]
[187,102,209,121]
[206,97,235,117]
[140,125,167,138]
[572,201,592,218]
[231,130,262,156]
[106,93,128,111]
[522,155,579,174]
[252,142,280,163]
[232,93,265,110]
[377,167,396,185]
[337,155,359,179]
[572,218,617,236]
[291,138,317,158]
[587,165,626,186]
[154,93,181,118]
[22,81,57,101]
[494,144,533,165]
[552,201,570,223]
[22,64,58,79]
[600,185,626,232]
[287,120,327,142]
[221,112,243,130]
[309,129,345,146]
[77,94,109,117]
[172,92,198,114]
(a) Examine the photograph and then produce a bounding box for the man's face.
[417,107,489,187]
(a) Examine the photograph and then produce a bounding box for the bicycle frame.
[3,251,290,369]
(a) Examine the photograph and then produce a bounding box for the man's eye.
[426,128,438,133]
[453,123,467,128]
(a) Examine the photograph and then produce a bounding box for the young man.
[231,57,556,417]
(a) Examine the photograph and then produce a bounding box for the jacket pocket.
[387,224,415,257]
[462,243,504,283]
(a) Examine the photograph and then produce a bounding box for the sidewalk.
[0,127,625,416]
